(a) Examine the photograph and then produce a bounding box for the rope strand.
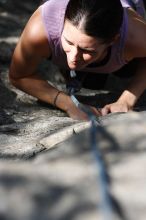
[69,70,127,220]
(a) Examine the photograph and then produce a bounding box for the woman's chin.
[68,63,85,70]
[69,65,78,70]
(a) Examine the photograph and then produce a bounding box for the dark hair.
[65,0,123,43]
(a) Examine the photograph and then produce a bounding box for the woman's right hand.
[66,102,101,121]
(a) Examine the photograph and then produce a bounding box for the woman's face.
[61,19,109,70]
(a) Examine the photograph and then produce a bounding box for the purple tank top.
[41,0,145,73]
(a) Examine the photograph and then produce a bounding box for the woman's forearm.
[117,59,146,108]
[9,73,71,112]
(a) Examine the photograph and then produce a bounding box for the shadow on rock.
[0,76,17,125]
[76,92,120,108]
[0,167,99,220]
[0,0,40,38]
[0,77,16,107]
[0,108,15,125]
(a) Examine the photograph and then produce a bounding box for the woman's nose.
[69,47,81,62]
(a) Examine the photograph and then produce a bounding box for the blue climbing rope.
[68,70,127,220]
[71,94,113,220]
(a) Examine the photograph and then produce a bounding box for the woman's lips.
[68,61,78,68]
[69,60,78,65]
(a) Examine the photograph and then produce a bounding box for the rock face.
[0,1,146,220]
[0,111,146,220]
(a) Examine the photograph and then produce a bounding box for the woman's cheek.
[62,44,67,52]
[83,54,94,62]
[62,41,71,53]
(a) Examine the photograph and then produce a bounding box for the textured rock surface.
[0,1,146,220]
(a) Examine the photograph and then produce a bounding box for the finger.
[94,108,102,116]
[101,106,110,116]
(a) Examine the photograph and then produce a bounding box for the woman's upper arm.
[126,12,146,59]
[9,7,51,79]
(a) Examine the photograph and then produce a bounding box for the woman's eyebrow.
[64,36,97,52]
[80,47,97,52]
[63,36,73,44]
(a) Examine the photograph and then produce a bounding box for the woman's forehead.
[63,19,104,48]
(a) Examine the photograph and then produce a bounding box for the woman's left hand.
[100,101,132,116]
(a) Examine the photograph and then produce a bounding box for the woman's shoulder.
[125,8,146,60]
[21,7,51,58]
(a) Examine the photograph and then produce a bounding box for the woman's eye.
[66,40,73,45]
[81,49,96,54]
[88,51,96,54]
